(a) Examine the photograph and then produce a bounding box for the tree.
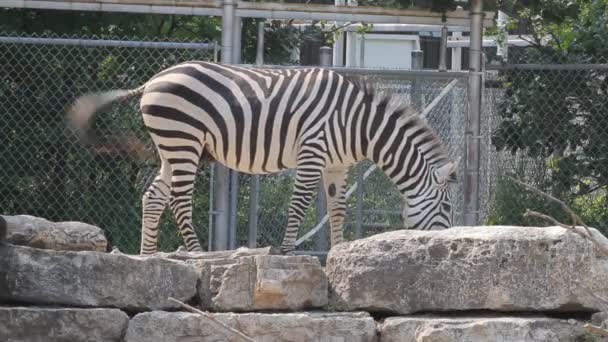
[489,0,608,235]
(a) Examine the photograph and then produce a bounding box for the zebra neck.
[366,112,431,191]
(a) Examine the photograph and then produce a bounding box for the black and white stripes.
[69,62,457,255]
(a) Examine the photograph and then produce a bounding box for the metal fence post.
[451,31,463,71]
[314,46,333,252]
[227,14,242,250]
[247,19,265,249]
[463,0,484,226]
[255,20,265,66]
[439,25,448,71]
[332,0,345,67]
[211,0,235,251]
[411,49,424,111]
[319,46,332,67]
[315,183,328,251]
[496,10,509,61]
[355,167,363,239]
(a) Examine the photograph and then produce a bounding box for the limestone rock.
[154,246,279,261]
[327,226,608,314]
[3,215,107,252]
[0,306,129,342]
[379,316,585,342]
[125,311,377,342]
[0,244,198,311]
[194,255,328,311]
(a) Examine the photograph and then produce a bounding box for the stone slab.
[379,316,587,342]
[194,255,328,311]
[0,306,129,342]
[0,244,198,311]
[3,215,107,252]
[327,226,608,314]
[125,311,377,342]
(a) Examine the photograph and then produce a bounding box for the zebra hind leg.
[168,165,204,253]
[140,162,172,255]
[322,167,349,248]
[281,165,323,255]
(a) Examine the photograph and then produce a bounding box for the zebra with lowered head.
[68,62,458,255]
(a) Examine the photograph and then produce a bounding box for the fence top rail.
[4,0,495,26]
[487,63,608,71]
[0,35,215,49]
[243,64,470,78]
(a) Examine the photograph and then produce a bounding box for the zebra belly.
[210,137,299,175]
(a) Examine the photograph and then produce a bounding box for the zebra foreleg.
[280,165,324,255]
[168,167,204,253]
[322,167,349,248]
[140,163,172,255]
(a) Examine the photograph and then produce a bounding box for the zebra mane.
[344,74,451,167]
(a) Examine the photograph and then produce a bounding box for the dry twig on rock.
[583,323,608,337]
[167,297,256,342]
[508,176,608,338]
[506,176,608,257]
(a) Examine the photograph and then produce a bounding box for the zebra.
[68,62,458,255]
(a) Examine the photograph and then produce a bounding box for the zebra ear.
[436,160,458,184]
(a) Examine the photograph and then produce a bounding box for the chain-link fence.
[0,32,473,254]
[0,32,217,253]
[249,71,468,252]
[480,48,608,237]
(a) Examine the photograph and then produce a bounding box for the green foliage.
[0,6,457,253]
[573,331,598,342]
[489,1,608,236]
[241,19,306,65]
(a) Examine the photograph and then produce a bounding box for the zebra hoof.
[280,246,296,256]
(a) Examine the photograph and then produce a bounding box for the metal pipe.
[411,49,424,70]
[255,20,265,65]
[227,15,242,250]
[319,46,333,67]
[4,0,496,26]
[358,33,365,67]
[496,10,508,59]
[486,63,608,71]
[447,37,533,48]
[239,64,469,78]
[438,25,448,71]
[232,16,242,64]
[208,164,215,251]
[221,0,235,64]
[314,47,333,252]
[450,31,462,71]
[342,23,472,32]
[228,170,238,249]
[2,0,223,16]
[247,20,264,249]
[332,0,345,67]
[247,175,259,248]
[355,167,363,239]
[345,32,357,67]
[211,0,235,251]
[463,0,484,226]
[0,36,214,49]
[314,182,328,251]
[411,49,424,111]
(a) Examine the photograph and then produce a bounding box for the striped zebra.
[68,62,458,255]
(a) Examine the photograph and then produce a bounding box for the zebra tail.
[66,85,146,144]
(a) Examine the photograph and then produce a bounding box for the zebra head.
[401,160,458,230]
